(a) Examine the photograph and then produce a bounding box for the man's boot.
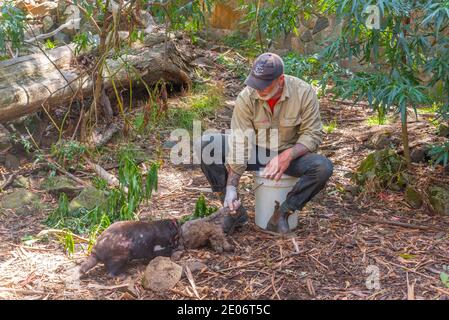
[218,191,249,235]
[266,201,294,234]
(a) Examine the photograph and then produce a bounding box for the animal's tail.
[79,255,98,274]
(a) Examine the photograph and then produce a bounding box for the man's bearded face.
[256,76,283,101]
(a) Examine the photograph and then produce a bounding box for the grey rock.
[192,57,214,68]
[5,154,20,170]
[300,30,313,43]
[0,189,42,215]
[41,175,82,199]
[181,260,208,278]
[11,175,31,189]
[42,15,54,32]
[429,186,449,215]
[313,16,330,34]
[404,186,423,209]
[391,107,419,123]
[438,124,449,137]
[0,124,11,150]
[142,257,182,291]
[367,131,394,150]
[410,145,430,163]
[171,250,183,261]
[69,186,107,212]
[344,184,360,196]
[163,140,178,149]
[54,31,72,45]
[300,15,317,29]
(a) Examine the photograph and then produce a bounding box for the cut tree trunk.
[0,32,193,123]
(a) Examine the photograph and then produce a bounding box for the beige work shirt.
[227,75,323,175]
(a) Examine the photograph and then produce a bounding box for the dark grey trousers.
[197,134,333,212]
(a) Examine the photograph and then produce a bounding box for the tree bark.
[401,112,412,167]
[0,32,192,123]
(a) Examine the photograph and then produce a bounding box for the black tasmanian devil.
[79,219,180,277]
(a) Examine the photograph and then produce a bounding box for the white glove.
[223,185,241,211]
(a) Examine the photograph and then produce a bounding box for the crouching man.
[197,52,333,234]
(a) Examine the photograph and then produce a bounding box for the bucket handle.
[252,182,264,192]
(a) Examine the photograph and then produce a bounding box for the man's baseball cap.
[244,52,284,91]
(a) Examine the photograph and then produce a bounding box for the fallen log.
[0,32,193,123]
[89,122,122,147]
[83,155,129,194]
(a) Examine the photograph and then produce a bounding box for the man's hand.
[224,165,242,211]
[262,144,310,181]
[223,185,241,211]
[262,149,294,181]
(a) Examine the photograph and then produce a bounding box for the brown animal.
[180,215,234,253]
[80,219,180,277]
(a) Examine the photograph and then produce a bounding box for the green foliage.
[242,0,449,161]
[294,0,449,164]
[129,28,145,43]
[132,82,223,134]
[92,176,108,190]
[133,113,147,134]
[282,52,345,94]
[437,103,449,121]
[323,119,338,133]
[365,108,391,126]
[0,1,26,55]
[10,132,33,153]
[73,31,95,55]
[45,39,56,50]
[428,141,449,167]
[417,103,439,115]
[441,266,449,289]
[87,213,111,252]
[51,140,87,169]
[215,53,250,82]
[63,230,75,256]
[353,149,408,190]
[46,195,106,235]
[333,71,429,121]
[166,107,200,131]
[239,0,314,49]
[116,146,155,220]
[194,194,217,218]
[151,0,215,33]
[21,235,42,246]
[145,162,159,200]
[45,148,159,239]
[222,31,263,58]
[283,52,322,81]
[190,86,222,112]
[441,272,449,288]
[46,193,70,228]
[180,194,217,223]
[365,115,389,126]
[141,83,223,131]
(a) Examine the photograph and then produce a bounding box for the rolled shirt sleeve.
[226,94,254,175]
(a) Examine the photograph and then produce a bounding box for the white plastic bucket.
[253,171,299,230]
